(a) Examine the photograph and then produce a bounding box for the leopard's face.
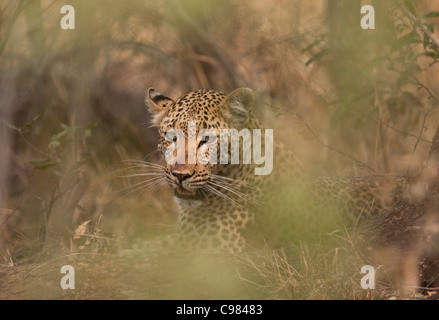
[146,88,255,201]
[157,90,229,199]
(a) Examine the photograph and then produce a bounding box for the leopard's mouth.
[176,186,196,196]
[175,187,202,200]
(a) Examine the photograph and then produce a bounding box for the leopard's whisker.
[203,184,232,203]
[118,175,165,194]
[123,179,167,198]
[114,176,168,201]
[208,180,252,200]
[120,165,164,171]
[119,173,164,178]
[142,149,160,161]
[156,181,170,194]
[113,166,163,179]
[207,180,260,207]
[122,159,165,169]
[117,160,165,177]
[211,174,255,189]
[203,184,248,210]
[141,178,168,194]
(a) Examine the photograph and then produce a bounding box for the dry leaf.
[73,220,92,239]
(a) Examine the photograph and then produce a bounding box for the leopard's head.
[145,87,255,200]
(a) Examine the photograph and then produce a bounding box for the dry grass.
[234,228,387,299]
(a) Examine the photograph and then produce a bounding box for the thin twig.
[405,286,439,290]
[411,105,437,156]
[401,6,439,50]
[413,77,439,104]
[382,122,432,144]
[406,77,439,175]
[296,114,377,173]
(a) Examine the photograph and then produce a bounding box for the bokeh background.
[1,0,439,299]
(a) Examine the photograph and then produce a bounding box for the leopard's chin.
[174,187,203,200]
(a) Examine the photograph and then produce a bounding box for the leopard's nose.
[172,171,193,183]
[170,164,195,183]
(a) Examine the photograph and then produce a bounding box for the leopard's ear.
[145,88,174,126]
[223,88,254,128]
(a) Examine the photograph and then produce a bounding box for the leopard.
[139,86,406,254]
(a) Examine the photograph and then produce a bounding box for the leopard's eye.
[164,132,178,144]
[199,135,209,147]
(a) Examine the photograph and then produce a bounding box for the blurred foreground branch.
[402,6,439,50]
[0,0,29,58]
